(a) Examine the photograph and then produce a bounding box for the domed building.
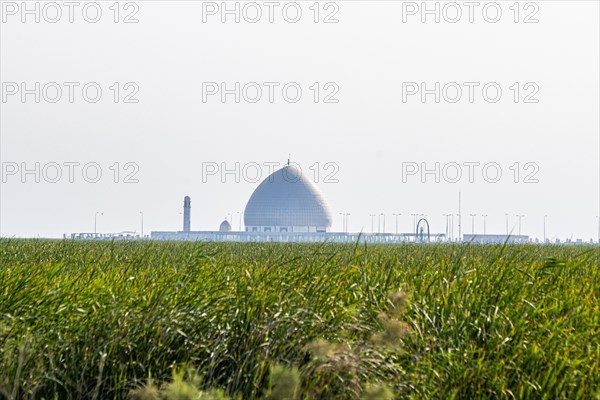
[219,220,232,232]
[149,161,448,243]
[244,164,333,233]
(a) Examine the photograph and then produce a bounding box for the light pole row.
[339,213,350,232]
[363,213,598,243]
[94,211,145,238]
[94,211,598,243]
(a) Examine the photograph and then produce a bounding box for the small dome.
[244,165,333,229]
[219,220,232,232]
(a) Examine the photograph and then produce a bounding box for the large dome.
[244,165,333,231]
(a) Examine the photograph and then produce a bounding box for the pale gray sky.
[1,1,599,241]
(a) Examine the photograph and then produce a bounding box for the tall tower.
[183,196,191,232]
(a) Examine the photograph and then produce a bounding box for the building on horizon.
[150,164,445,243]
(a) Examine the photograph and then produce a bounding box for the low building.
[150,230,446,243]
[463,234,529,244]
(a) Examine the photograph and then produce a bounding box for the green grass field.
[0,240,598,399]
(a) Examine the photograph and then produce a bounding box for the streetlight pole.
[481,214,488,235]
[237,212,243,231]
[443,214,451,241]
[139,211,144,238]
[543,214,548,243]
[411,214,418,232]
[392,213,401,235]
[94,212,103,234]
[458,191,462,240]
[380,213,385,233]
[516,215,525,236]
[339,213,350,232]
[444,214,450,239]
[455,214,460,241]
[470,214,476,234]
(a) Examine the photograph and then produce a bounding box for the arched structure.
[416,218,431,243]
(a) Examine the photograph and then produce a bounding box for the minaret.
[183,196,191,232]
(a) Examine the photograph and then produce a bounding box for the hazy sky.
[1,0,599,241]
